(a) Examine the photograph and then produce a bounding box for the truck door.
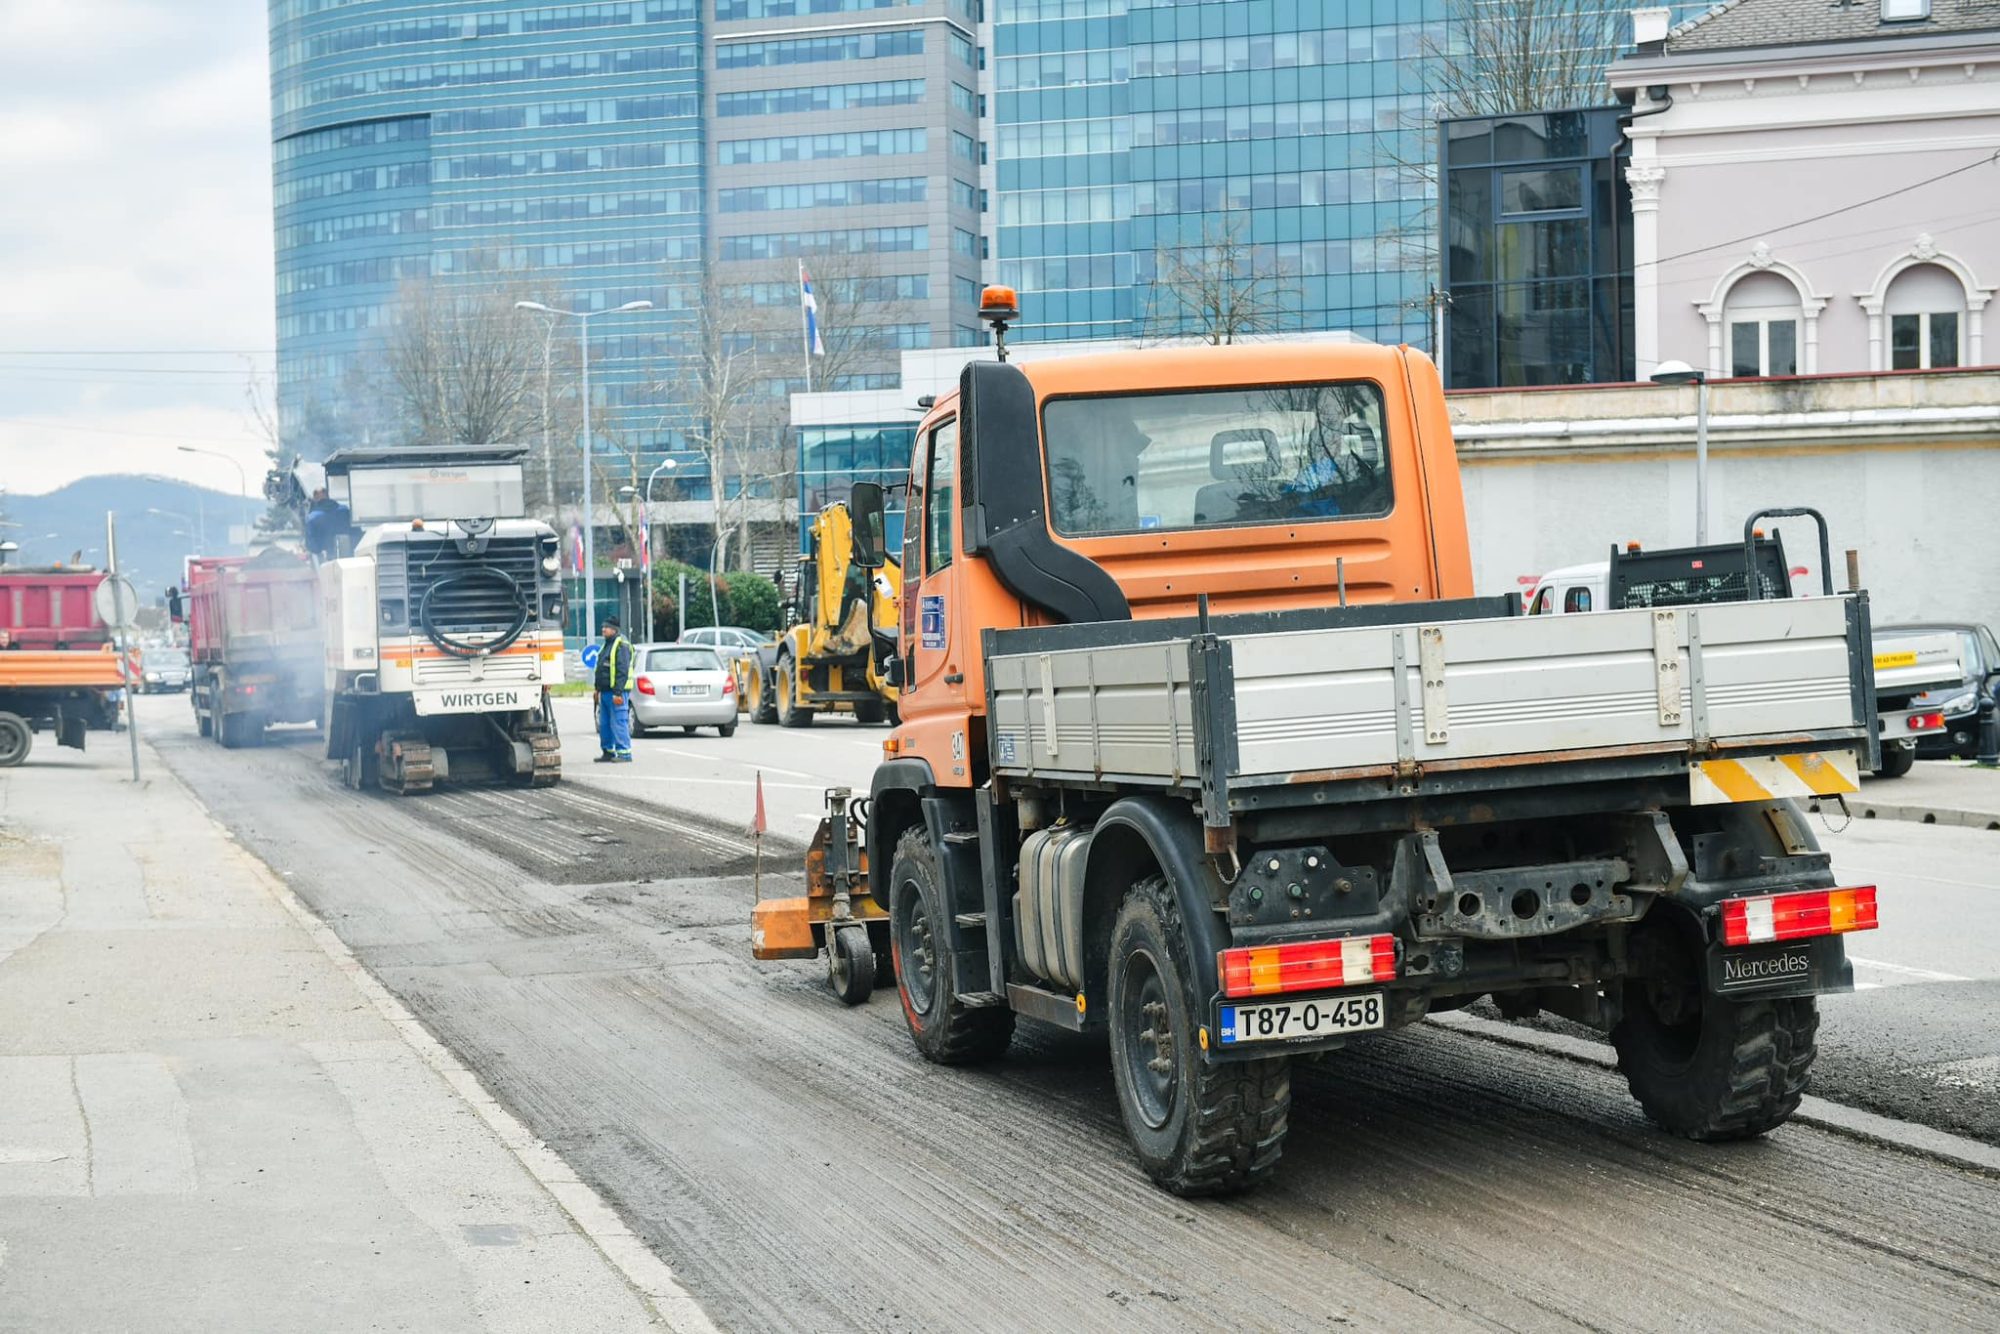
[907,416,961,703]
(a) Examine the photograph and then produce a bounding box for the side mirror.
[850,482,886,570]
[884,654,906,690]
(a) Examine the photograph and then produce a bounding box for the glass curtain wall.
[1440,106,1633,389]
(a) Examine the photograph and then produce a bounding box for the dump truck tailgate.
[986,597,1870,799]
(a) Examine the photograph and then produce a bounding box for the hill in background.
[1,475,270,603]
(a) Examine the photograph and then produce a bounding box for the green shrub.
[651,559,730,635]
[721,571,783,635]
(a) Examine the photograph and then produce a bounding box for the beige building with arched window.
[1611,1,1999,379]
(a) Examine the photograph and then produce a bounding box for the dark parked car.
[1882,621,2000,759]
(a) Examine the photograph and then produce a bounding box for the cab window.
[923,419,957,576]
[1564,586,1592,613]
[1043,381,1391,536]
[1529,587,1554,615]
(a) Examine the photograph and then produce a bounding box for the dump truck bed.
[985,595,1873,810]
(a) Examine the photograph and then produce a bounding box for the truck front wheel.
[889,829,1012,1064]
[1109,876,1290,1196]
[1611,916,1818,1141]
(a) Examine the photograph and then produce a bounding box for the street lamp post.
[1650,360,1710,544]
[514,299,655,638]
[617,458,679,643]
[147,507,201,558]
[176,446,248,548]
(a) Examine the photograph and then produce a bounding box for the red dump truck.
[0,567,112,651]
[186,550,324,748]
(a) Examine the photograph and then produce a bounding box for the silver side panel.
[988,598,1864,785]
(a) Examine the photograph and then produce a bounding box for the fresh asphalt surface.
[128,695,2000,1331]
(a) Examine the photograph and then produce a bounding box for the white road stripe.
[1847,955,1972,983]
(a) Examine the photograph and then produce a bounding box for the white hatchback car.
[630,644,738,737]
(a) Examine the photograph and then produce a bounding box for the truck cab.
[894,341,1472,779]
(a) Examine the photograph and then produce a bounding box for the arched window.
[1885,263,1966,370]
[1724,272,1801,377]
[1858,239,1994,371]
[1696,247,1827,377]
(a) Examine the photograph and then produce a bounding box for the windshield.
[645,648,722,673]
[1042,381,1391,536]
[147,649,188,666]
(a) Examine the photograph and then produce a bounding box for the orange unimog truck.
[764,293,1882,1196]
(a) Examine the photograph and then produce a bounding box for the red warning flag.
[752,769,768,835]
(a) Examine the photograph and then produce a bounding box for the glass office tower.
[993,0,1441,348]
[270,1,706,462]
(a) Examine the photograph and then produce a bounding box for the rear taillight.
[636,676,655,696]
[1906,711,1944,732]
[723,674,736,695]
[1720,886,1877,947]
[1219,934,1397,999]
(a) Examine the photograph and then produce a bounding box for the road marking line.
[1429,1011,2000,1177]
[1820,862,2000,893]
[1847,956,1973,983]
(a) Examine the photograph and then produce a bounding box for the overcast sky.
[0,0,274,499]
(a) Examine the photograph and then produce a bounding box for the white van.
[1523,561,1607,616]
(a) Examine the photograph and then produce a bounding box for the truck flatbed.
[986,593,1872,816]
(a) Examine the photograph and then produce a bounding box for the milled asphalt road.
[138,698,2000,1332]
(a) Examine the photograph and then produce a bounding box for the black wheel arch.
[1082,796,1231,1024]
[866,758,935,910]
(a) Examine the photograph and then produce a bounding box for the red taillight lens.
[1720,886,1877,947]
[723,674,736,695]
[1219,934,1397,999]
[1906,712,1944,732]
[636,676,655,696]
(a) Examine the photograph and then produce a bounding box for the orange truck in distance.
[764,312,1881,1196]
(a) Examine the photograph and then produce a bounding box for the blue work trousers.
[596,692,632,757]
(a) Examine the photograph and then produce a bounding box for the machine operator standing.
[594,615,636,763]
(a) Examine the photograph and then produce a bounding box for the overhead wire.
[1652,148,2000,268]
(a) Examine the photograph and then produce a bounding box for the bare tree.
[653,269,788,574]
[368,271,582,518]
[1140,215,1299,344]
[382,277,553,449]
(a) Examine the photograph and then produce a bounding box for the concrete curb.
[1807,795,2000,831]
[153,756,719,1334]
[1428,1011,2000,1179]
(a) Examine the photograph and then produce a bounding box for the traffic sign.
[94,575,141,629]
[580,642,603,670]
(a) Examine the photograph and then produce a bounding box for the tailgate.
[1871,630,1964,699]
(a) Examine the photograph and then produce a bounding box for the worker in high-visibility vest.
[593,614,636,762]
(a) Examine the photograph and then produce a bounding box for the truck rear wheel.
[853,698,887,726]
[889,828,1012,1064]
[1874,742,1916,778]
[1109,876,1290,1195]
[0,712,32,767]
[1611,915,1818,1140]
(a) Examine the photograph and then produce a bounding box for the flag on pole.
[638,512,651,571]
[799,262,825,357]
[752,769,768,835]
[570,522,585,573]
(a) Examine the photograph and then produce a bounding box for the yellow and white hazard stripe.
[1689,750,1860,806]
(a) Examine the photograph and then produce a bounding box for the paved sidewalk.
[1827,759,2000,831]
[0,746,685,1333]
